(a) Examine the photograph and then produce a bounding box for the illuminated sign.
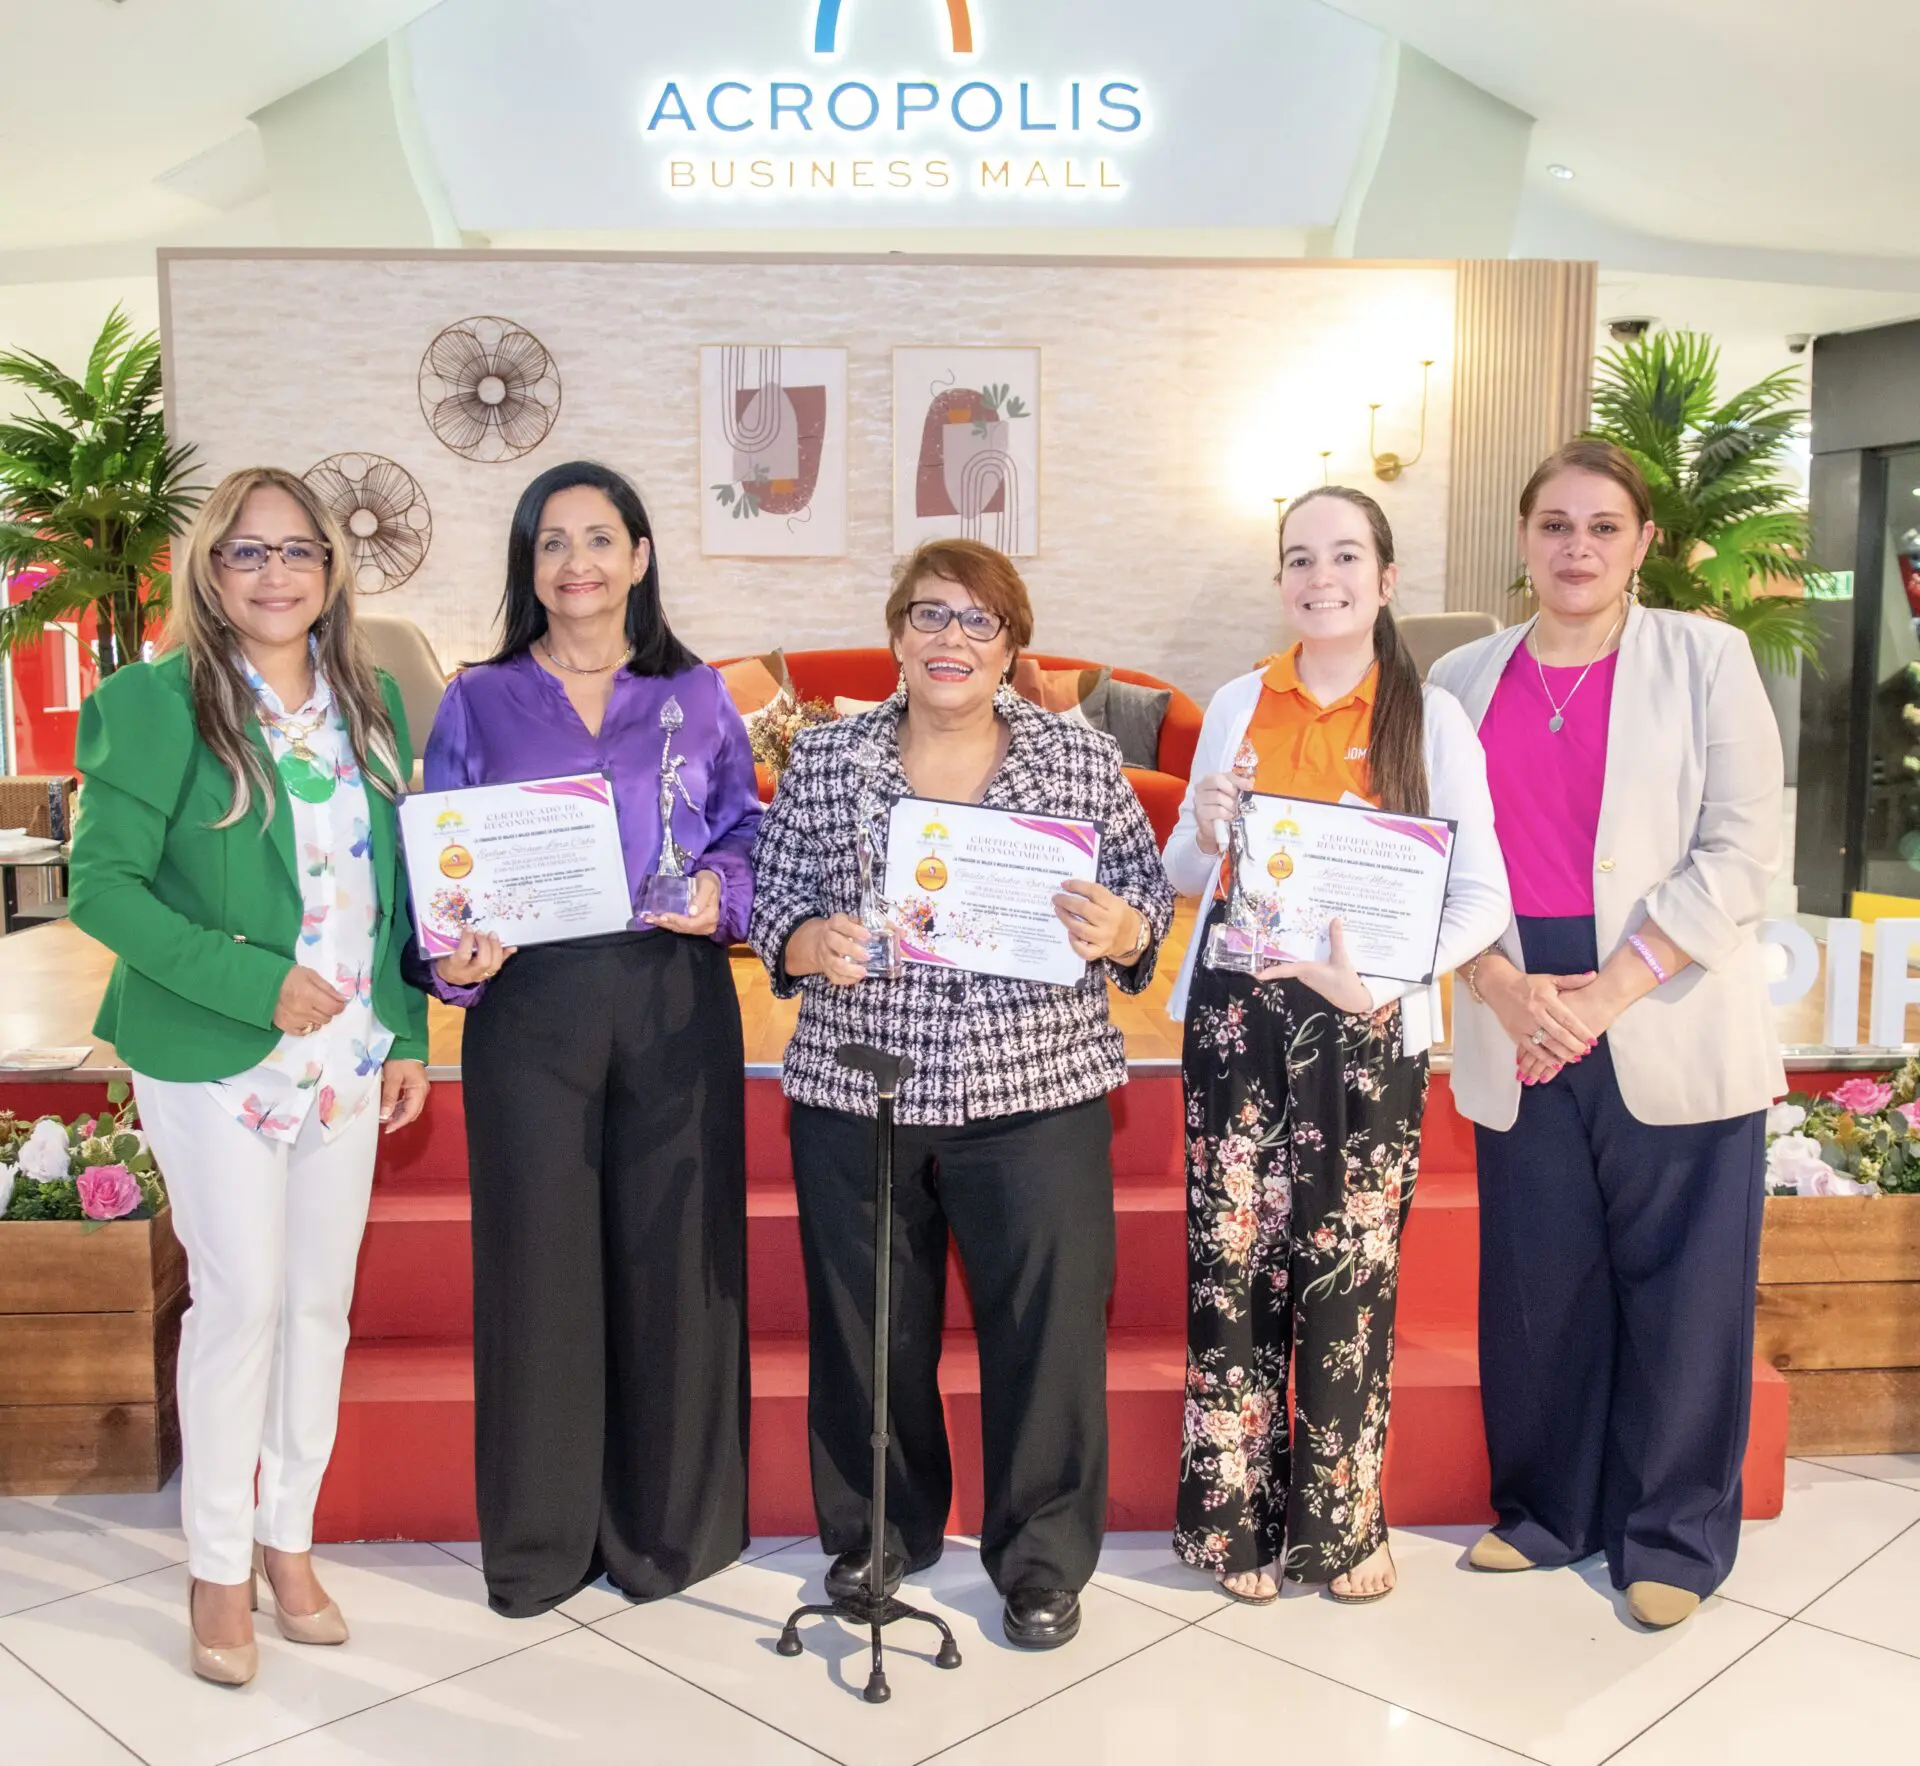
[643,0,1148,200]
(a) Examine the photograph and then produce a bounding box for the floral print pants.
[1173,957,1428,1583]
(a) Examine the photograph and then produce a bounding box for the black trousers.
[789,1096,1115,1595]
[1474,915,1766,1598]
[462,932,750,1618]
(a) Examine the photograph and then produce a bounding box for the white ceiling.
[0,0,442,251]
[1324,0,1920,263]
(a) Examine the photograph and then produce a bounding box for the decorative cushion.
[719,649,790,717]
[1095,678,1173,771]
[1011,659,1109,715]
[834,695,885,718]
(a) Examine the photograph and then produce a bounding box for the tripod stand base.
[778,1592,963,1701]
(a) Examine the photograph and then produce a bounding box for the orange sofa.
[718,648,1201,845]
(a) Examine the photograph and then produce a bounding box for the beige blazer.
[1429,604,1787,1130]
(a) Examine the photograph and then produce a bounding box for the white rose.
[1767,1133,1869,1196]
[0,1160,15,1218]
[17,1119,72,1183]
[1766,1102,1808,1137]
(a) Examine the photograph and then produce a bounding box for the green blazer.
[67,648,429,1081]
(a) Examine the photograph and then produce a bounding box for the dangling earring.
[1523,569,1536,599]
[1629,568,1642,603]
[895,662,907,697]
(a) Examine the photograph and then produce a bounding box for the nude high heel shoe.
[188,1575,259,1687]
[253,1544,350,1646]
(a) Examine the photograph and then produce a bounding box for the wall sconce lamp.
[1369,359,1434,482]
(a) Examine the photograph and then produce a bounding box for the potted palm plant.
[1585,330,1821,671]
[0,306,204,676]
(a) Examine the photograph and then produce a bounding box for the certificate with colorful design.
[883,797,1102,988]
[398,775,633,955]
[1228,794,1456,985]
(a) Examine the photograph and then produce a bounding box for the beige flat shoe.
[253,1544,350,1646]
[1467,1532,1536,1572]
[188,1576,259,1687]
[1626,1580,1700,1629]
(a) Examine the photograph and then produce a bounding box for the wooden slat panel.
[1759,1197,1920,1284]
[0,1398,179,1494]
[1782,1367,1920,1455]
[0,1290,182,1405]
[1445,260,1598,623]
[0,1217,176,1315]
[1755,1281,1920,1370]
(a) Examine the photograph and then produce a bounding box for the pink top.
[1479,641,1618,917]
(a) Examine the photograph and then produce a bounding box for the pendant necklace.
[1530,606,1626,734]
[263,703,337,803]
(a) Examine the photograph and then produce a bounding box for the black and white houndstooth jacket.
[749,687,1176,1125]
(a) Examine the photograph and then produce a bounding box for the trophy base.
[862,925,903,981]
[1204,922,1270,975]
[640,874,696,918]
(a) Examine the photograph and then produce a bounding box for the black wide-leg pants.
[1473,915,1766,1598]
[462,932,750,1618]
[789,1096,1115,1595]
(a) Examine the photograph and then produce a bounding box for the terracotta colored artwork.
[893,347,1040,556]
[699,345,847,557]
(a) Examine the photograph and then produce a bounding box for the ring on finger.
[1529,1028,1546,1046]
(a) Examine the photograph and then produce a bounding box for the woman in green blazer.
[67,466,429,1688]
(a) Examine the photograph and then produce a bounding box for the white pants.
[133,1076,379,1584]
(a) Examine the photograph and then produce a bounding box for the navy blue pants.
[1472,916,1766,1597]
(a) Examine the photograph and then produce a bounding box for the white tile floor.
[4,1456,1919,1765]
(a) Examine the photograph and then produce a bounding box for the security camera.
[1786,333,1812,355]
[1607,317,1657,343]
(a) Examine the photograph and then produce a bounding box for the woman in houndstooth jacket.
[750,540,1174,1652]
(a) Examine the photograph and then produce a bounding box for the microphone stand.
[778,1043,962,1703]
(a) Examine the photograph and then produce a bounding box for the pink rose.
[1832,1078,1894,1115]
[1899,1102,1920,1134]
[77,1164,141,1221]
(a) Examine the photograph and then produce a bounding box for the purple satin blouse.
[422,652,762,1003]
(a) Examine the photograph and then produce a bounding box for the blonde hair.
[163,466,402,827]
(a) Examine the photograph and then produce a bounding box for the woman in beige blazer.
[1428,439,1784,1631]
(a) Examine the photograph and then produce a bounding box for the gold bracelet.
[1463,951,1491,1005]
[1115,910,1149,965]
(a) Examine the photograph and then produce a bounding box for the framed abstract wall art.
[892,347,1040,557]
[699,344,848,557]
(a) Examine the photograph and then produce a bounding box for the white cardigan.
[1162,669,1512,1058]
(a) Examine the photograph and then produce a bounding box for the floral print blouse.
[206,655,394,1143]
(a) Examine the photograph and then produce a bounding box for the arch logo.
[812,0,974,55]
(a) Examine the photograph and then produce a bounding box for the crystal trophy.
[1203,738,1269,974]
[853,748,903,980]
[639,696,698,917]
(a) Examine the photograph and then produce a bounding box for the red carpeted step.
[314,1332,1789,1545]
[349,1193,473,1341]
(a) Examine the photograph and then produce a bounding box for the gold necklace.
[539,639,628,676]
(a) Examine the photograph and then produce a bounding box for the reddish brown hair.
[885,539,1036,660]
[1519,439,1654,528]
[1278,486,1429,818]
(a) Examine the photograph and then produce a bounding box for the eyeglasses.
[212,540,331,573]
[905,601,1006,641]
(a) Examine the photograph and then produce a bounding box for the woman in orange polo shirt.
[1162,487,1509,1605]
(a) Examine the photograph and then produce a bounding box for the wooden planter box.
[0,1209,186,1494]
[1756,1194,1920,1455]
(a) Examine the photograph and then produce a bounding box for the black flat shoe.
[1003,1587,1081,1649]
[825,1548,906,1603]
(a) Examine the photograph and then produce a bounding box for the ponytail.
[1280,484,1430,817]
[1368,606,1429,817]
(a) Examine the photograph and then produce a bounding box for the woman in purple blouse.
[422,460,760,1618]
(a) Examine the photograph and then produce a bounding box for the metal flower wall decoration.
[418,315,562,463]
[303,453,433,594]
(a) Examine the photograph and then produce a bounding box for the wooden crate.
[1756,1195,1920,1454]
[0,1210,186,1493]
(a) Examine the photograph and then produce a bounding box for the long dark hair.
[1279,485,1429,817]
[482,460,698,676]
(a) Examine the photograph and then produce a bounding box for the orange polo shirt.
[1214,648,1378,899]
[1245,646,1379,804]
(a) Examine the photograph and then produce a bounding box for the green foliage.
[1586,330,1820,671]
[972,383,1030,435]
[0,307,205,675]
[0,1096,168,1223]
[710,465,770,519]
